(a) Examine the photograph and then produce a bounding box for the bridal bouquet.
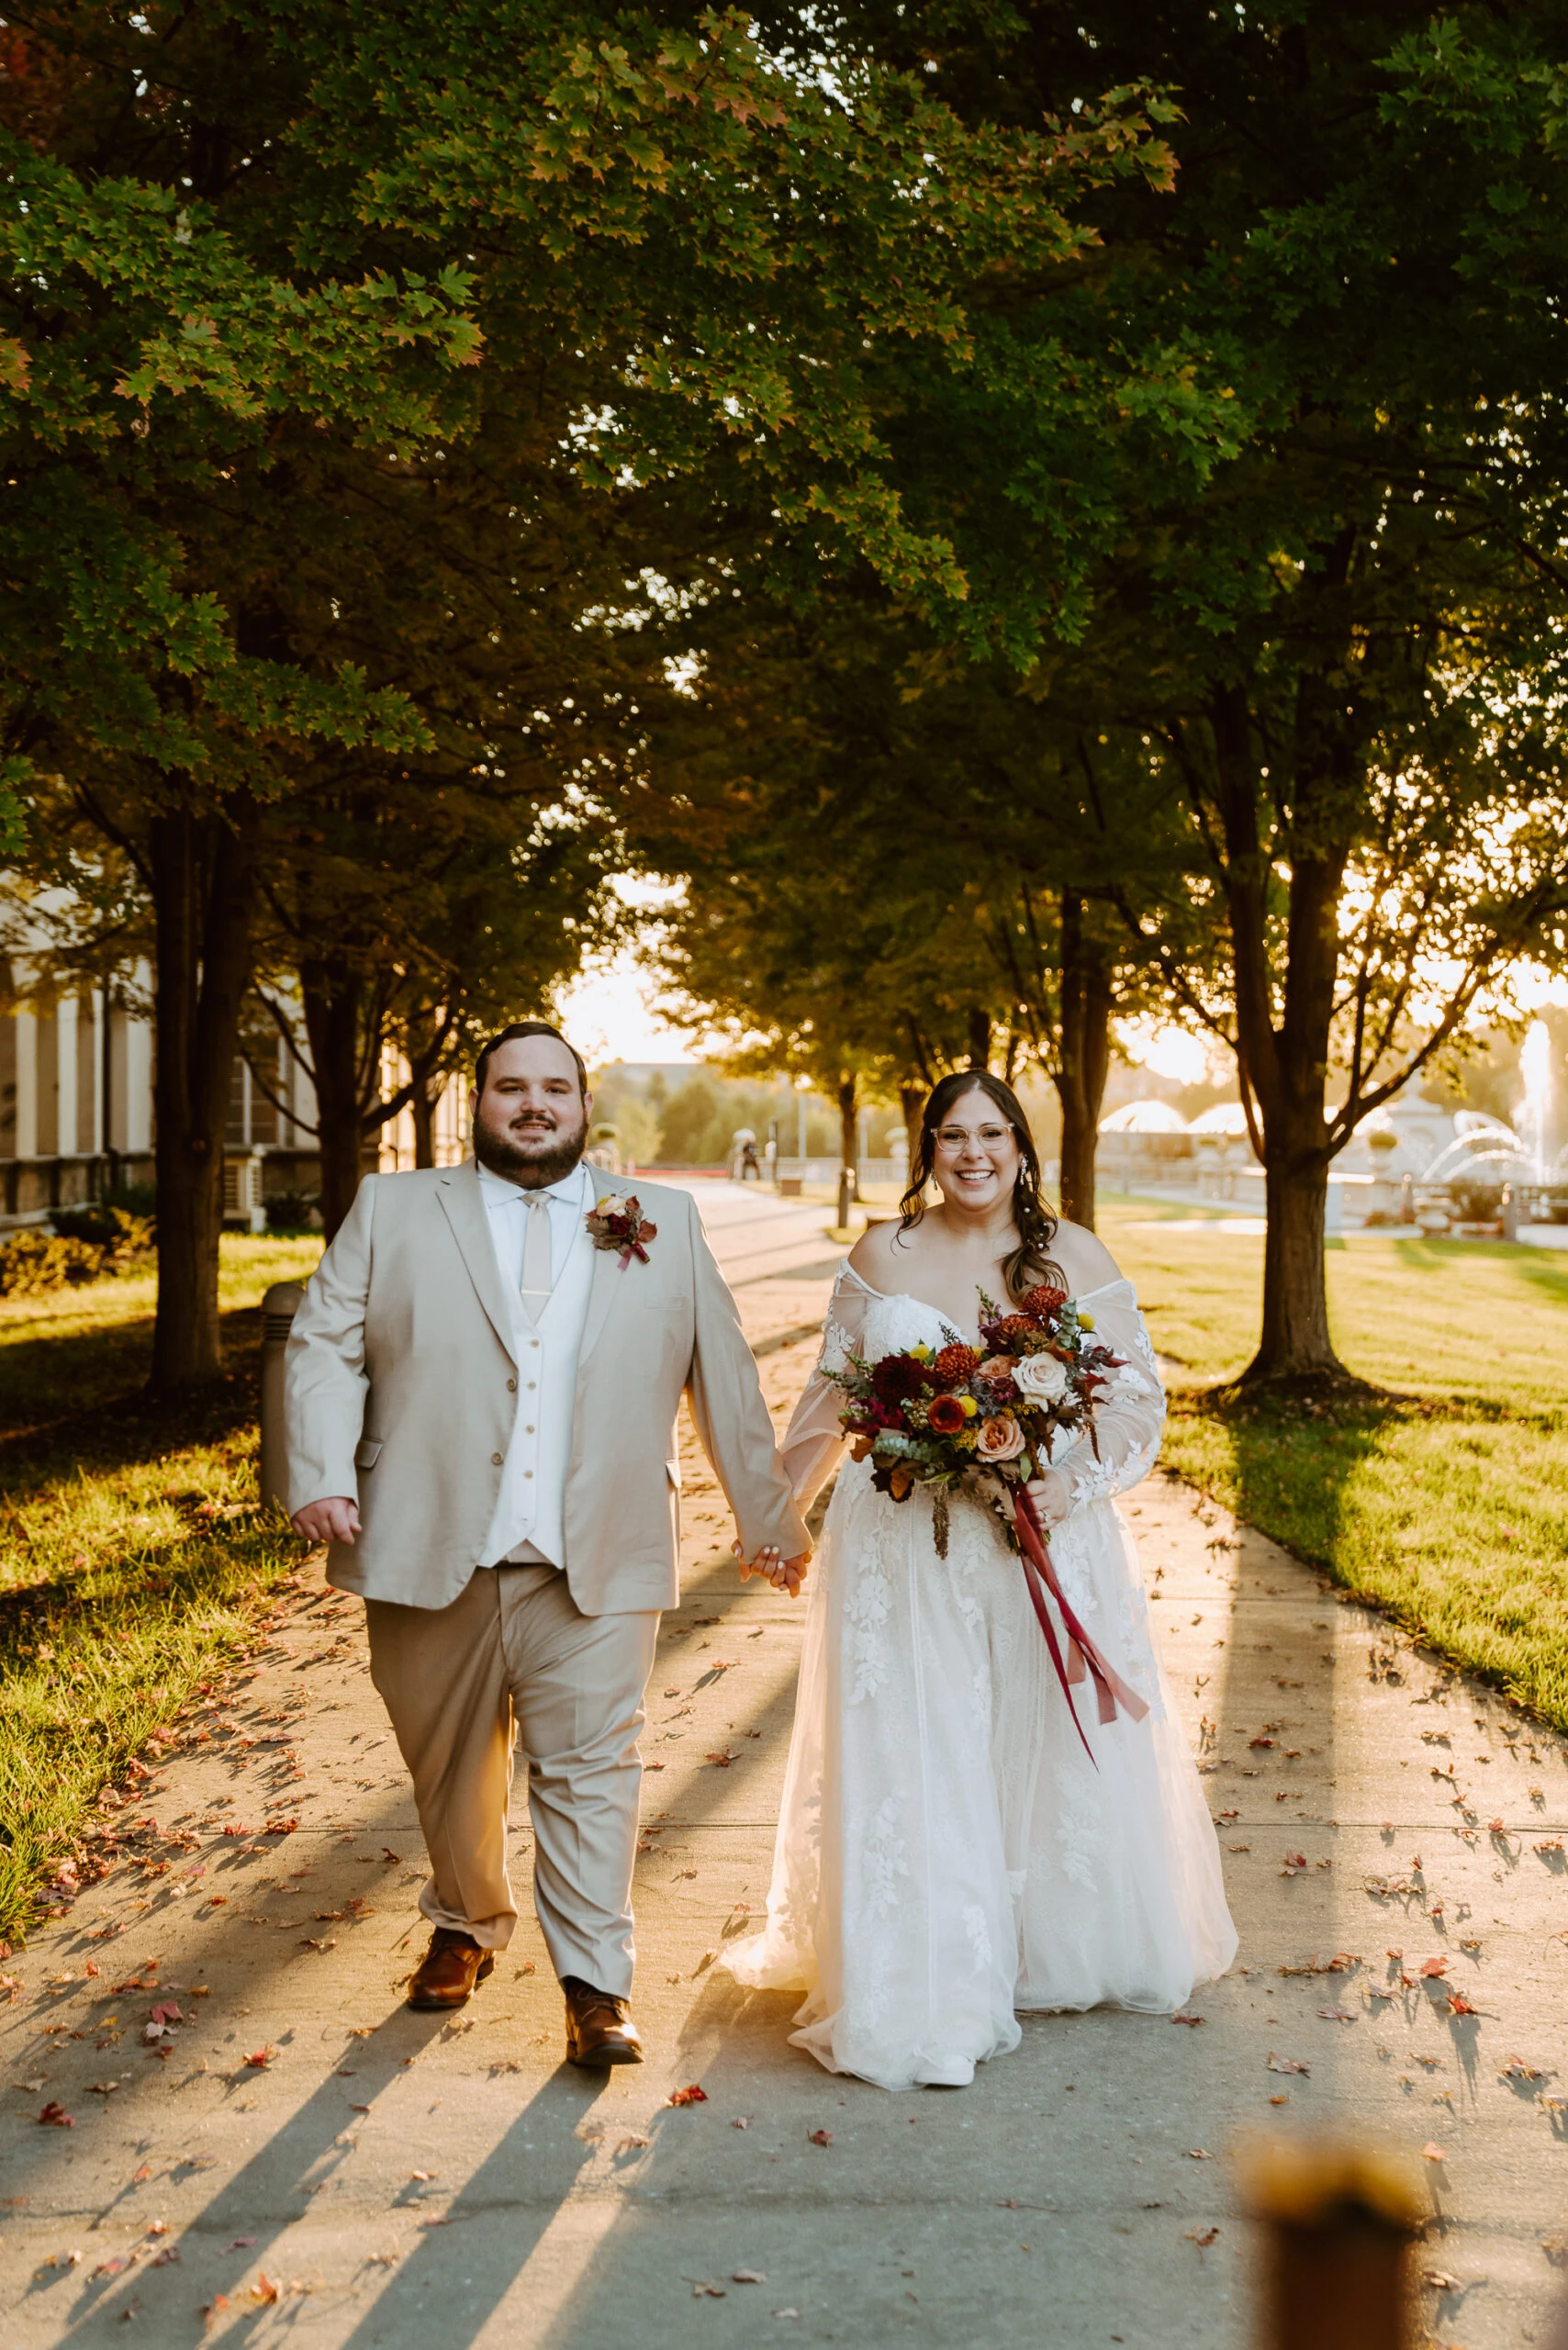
[827,1283,1148,1754]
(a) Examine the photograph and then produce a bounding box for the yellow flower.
[955,1429,978,1452]
[911,1343,933,1362]
[1078,1310,1096,1331]
[959,1395,980,1418]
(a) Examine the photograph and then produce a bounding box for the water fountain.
[1518,1018,1555,1185]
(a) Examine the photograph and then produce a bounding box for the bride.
[724,1070,1238,2091]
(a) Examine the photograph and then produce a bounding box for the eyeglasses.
[934,1125,1014,1150]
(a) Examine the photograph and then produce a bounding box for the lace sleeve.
[1045,1278,1165,1510]
[779,1264,874,1512]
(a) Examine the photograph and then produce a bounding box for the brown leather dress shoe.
[407,1928,495,2010]
[563,1976,644,2066]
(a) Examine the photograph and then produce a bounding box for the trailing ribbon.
[1013,1484,1149,1768]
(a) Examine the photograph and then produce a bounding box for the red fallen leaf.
[1448,1994,1479,2017]
[263,1818,298,1836]
[149,2245,180,2266]
[644,1762,666,1772]
[250,2273,280,2304]
[37,2102,73,2127]
[665,2085,707,2107]
[149,2002,182,2026]
[1171,2013,1205,2027]
[382,1848,401,1863]
[84,1961,99,1978]
[202,2295,230,2322]
[1266,2054,1310,2076]
[703,1751,735,1768]
[220,1824,254,1839]
[228,2237,257,2250]
[243,2048,274,2069]
[1185,2226,1220,2249]
[1216,1809,1240,1820]
[1249,1736,1276,1750]
[1500,2056,1545,2081]
[1418,1957,1449,1979]
[130,2165,152,2183]
[808,2128,834,2146]
[207,1896,228,1908]
[1421,2143,1449,2164]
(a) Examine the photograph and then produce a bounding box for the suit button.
[525,1425,535,1434]
[490,1451,504,1467]
[524,1470,533,1480]
[507,1378,518,1393]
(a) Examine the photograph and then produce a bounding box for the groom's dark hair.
[475,1021,589,1098]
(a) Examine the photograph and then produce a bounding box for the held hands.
[291,1496,361,1548]
[1025,1472,1072,1530]
[733,1538,812,1597]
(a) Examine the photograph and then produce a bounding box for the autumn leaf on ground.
[249,2274,280,2304]
[692,2280,726,2297]
[808,2128,833,2146]
[1280,1854,1308,1876]
[1185,2149,1212,2160]
[1418,1957,1449,1979]
[665,2085,707,2107]
[1266,2055,1310,2076]
[1500,2057,1545,2081]
[1421,2143,1449,2164]
[1423,2269,1463,2291]
[37,2102,73,2127]
[733,2269,767,2284]
[1171,2014,1204,2027]
[243,2049,275,2069]
[93,2254,129,2277]
[703,1751,736,1768]
[1216,1809,1240,1821]
[227,2237,257,2250]
[1317,2008,1357,2024]
[1185,2227,1220,2250]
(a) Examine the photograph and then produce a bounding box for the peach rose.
[976,1414,1026,1462]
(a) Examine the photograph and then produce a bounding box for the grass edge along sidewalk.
[1104,1201,1568,1734]
[0,1237,321,1953]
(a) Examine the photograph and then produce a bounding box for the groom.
[285,1022,811,2065]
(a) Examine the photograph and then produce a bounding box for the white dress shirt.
[476,1158,597,1569]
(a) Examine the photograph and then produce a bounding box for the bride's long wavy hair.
[898,1070,1064,1300]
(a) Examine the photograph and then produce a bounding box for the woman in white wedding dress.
[724,1071,1237,2091]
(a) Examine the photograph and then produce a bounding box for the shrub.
[0,1207,155,1297]
[264,1190,321,1233]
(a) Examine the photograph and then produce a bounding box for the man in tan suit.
[286,1022,810,2065]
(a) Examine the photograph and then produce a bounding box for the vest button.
[490,1451,504,1467]
[507,1378,518,1393]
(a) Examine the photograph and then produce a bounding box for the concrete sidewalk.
[4,1186,1567,2346]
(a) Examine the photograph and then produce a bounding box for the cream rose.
[1014,1351,1070,1404]
[976,1414,1026,1462]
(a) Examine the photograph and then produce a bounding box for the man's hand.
[734,1539,812,1597]
[291,1496,361,1547]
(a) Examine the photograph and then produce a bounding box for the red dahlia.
[871,1353,928,1405]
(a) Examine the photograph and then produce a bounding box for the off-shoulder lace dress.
[722,1264,1238,2091]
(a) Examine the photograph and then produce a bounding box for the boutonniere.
[587,1194,658,1268]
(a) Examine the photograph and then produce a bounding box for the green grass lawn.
[0,1236,322,1948]
[1100,1201,1568,1726]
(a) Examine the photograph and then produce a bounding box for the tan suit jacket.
[284,1160,808,1614]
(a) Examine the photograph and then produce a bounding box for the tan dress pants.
[365,1565,660,1997]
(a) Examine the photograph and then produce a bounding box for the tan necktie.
[520,1194,554,1322]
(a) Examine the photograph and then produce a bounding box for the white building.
[0,948,469,1229]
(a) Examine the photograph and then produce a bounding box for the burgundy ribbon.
[615,1238,649,1269]
[1013,1484,1149,1768]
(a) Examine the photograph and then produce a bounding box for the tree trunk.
[900,1081,924,1192]
[967,1008,991,1069]
[299,958,365,1240]
[1204,678,1351,1382]
[837,1074,860,1204]
[411,1073,436,1169]
[147,800,260,1392]
[1251,1156,1336,1377]
[1052,895,1114,1230]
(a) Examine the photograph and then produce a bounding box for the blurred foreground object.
[260,1282,305,1509]
[1247,2139,1420,2349]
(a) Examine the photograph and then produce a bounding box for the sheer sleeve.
[1044,1277,1165,1509]
[779,1264,875,1512]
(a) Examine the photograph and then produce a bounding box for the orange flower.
[926,1393,967,1435]
[976,1414,1026,1462]
[1019,1284,1068,1317]
[932,1342,981,1386]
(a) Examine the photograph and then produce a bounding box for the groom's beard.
[473,1097,589,1189]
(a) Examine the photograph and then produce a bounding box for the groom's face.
[470,1037,593,1189]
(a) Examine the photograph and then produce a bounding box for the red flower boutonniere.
[587,1193,658,1269]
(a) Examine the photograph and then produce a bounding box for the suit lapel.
[577,1166,635,1369]
[436,1159,517,1367]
